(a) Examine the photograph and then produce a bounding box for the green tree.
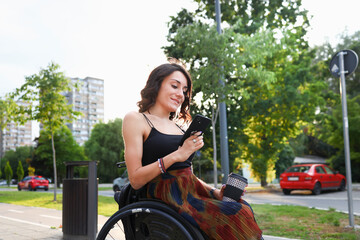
[275,144,295,178]
[4,161,13,186]
[164,23,324,186]
[164,0,309,58]
[10,62,80,201]
[0,146,33,179]
[318,96,360,182]
[313,31,360,98]
[16,161,24,182]
[0,97,16,130]
[84,118,124,183]
[162,0,322,186]
[308,30,360,181]
[33,126,86,185]
[0,97,17,163]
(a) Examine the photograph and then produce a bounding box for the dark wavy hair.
[137,60,192,122]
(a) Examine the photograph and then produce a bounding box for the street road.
[3,186,359,215]
[42,187,360,215]
[243,189,360,215]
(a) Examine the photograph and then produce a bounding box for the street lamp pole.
[215,0,230,183]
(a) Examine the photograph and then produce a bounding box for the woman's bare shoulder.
[124,111,142,121]
[123,111,144,125]
[123,111,147,137]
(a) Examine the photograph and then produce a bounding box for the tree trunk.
[212,107,219,188]
[260,177,268,187]
[51,131,57,201]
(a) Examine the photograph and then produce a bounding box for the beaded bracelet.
[158,158,164,173]
[160,158,166,173]
[158,158,166,174]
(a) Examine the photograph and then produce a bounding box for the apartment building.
[0,100,33,158]
[64,77,104,145]
[0,120,32,158]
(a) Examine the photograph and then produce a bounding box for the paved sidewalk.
[0,203,298,240]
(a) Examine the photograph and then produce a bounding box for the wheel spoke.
[97,203,200,240]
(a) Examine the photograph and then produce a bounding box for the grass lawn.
[0,191,118,215]
[0,190,359,239]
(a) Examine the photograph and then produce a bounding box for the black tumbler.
[223,173,248,202]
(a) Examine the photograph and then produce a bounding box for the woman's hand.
[177,131,204,160]
[212,185,225,200]
[214,184,247,201]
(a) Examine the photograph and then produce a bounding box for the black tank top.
[141,114,193,171]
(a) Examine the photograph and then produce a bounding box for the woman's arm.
[123,111,159,190]
[197,177,225,200]
[123,112,204,190]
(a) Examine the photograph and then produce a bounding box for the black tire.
[97,201,205,240]
[282,189,291,195]
[312,182,321,195]
[17,185,21,191]
[338,180,346,191]
[45,187,49,191]
[28,186,32,191]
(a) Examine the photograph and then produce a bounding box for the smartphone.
[179,114,211,146]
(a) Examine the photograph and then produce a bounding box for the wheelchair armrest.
[114,183,148,209]
[116,161,126,168]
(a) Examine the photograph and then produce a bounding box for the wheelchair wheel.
[97,201,205,240]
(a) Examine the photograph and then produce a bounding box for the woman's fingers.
[190,132,204,148]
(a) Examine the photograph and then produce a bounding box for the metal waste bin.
[63,161,98,240]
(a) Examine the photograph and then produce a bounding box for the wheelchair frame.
[96,162,207,240]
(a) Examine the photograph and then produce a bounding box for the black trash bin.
[63,161,98,240]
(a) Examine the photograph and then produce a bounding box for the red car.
[280,164,346,195]
[17,175,49,191]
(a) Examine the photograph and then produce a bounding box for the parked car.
[0,180,7,186]
[17,175,49,191]
[113,170,129,192]
[280,163,346,195]
[0,179,16,186]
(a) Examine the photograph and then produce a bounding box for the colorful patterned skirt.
[146,167,262,240]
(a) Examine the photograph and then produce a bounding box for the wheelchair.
[96,162,208,240]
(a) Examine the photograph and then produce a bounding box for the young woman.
[122,60,262,240]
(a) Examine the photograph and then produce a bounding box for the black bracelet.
[210,188,216,198]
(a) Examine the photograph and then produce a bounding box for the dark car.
[113,170,129,192]
[280,163,346,195]
[17,175,49,191]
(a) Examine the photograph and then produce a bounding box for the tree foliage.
[316,96,360,182]
[4,161,13,186]
[0,97,18,160]
[0,97,15,131]
[0,146,33,179]
[308,30,360,182]
[33,126,86,185]
[84,118,124,183]
[163,0,324,185]
[274,144,295,178]
[165,0,309,58]
[10,62,80,200]
[16,161,24,182]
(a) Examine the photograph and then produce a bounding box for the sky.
[0,0,359,138]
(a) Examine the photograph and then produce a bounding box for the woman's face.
[156,71,188,113]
